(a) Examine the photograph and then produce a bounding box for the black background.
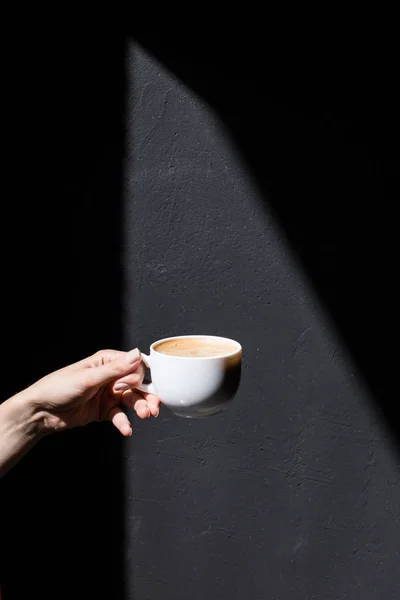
[1,13,399,600]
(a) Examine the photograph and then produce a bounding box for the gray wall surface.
[121,43,399,599]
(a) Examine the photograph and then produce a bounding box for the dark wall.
[1,16,399,600]
[0,21,126,600]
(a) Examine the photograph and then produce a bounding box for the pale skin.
[0,348,160,477]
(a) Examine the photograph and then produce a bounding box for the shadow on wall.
[130,23,399,449]
[0,24,126,600]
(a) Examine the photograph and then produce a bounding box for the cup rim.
[150,334,242,360]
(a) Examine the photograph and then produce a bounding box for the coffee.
[137,334,242,417]
[154,337,238,358]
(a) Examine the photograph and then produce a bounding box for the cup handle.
[135,352,156,395]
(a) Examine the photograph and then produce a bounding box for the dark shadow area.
[0,24,126,599]
[130,23,399,448]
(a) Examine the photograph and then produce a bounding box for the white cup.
[136,335,242,418]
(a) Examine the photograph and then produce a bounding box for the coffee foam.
[154,337,238,358]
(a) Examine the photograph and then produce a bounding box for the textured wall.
[122,43,400,600]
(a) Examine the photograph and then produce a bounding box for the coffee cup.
[135,335,242,418]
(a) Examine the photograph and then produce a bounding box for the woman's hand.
[0,349,160,476]
[24,348,160,436]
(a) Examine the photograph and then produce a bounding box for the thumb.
[87,349,142,387]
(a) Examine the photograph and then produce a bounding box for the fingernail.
[115,382,130,391]
[127,348,140,364]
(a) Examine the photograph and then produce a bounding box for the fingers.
[121,390,160,419]
[112,363,160,418]
[107,405,132,437]
[144,393,161,417]
[82,349,125,368]
[112,362,146,393]
[86,349,142,387]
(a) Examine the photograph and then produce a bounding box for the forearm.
[0,392,47,477]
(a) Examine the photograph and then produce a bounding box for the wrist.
[2,391,49,442]
[0,391,49,476]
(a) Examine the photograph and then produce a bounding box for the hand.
[21,348,160,437]
[0,348,160,476]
